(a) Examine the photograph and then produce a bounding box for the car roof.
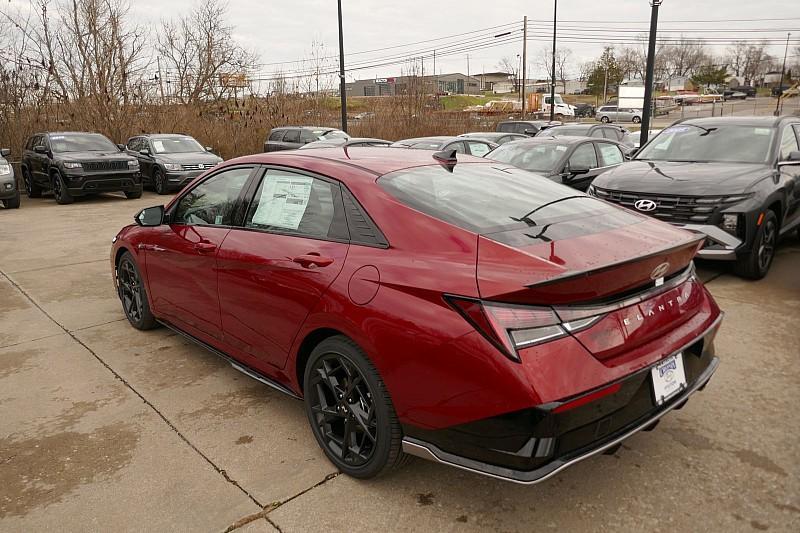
[135,133,195,138]
[272,125,342,131]
[459,132,523,139]
[226,147,493,179]
[676,116,795,128]
[39,131,102,136]
[510,136,593,145]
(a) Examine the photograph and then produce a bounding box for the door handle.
[194,242,217,254]
[292,254,334,268]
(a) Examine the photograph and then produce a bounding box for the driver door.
[144,166,255,343]
[562,142,601,191]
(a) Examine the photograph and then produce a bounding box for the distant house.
[657,76,691,92]
[477,72,514,92]
[345,72,481,96]
[763,71,784,85]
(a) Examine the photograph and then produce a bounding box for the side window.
[597,143,625,166]
[467,141,491,157]
[590,129,604,139]
[283,129,301,143]
[779,125,799,160]
[515,123,530,134]
[568,143,598,169]
[602,128,618,140]
[497,123,513,133]
[173,167,252,226]
[447,141,467,154]
[128,138,141,151]
[245,170,341,240]
[269,130,285,142]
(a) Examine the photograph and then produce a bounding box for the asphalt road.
[1,192,798,532]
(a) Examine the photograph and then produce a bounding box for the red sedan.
[111,147,722,483]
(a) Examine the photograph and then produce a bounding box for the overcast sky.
[8,0,800,84]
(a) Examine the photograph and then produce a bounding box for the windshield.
[538,126,589,137]
[487,142,567,173]
[378,163,614,235]
[49,133,118,153]
[151,137,204,154]
[636,124,775,163]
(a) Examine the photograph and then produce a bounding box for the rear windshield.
[538,126,590,137]
[635,124,775,163]
[49,133,118,153]
[378,163,617,235]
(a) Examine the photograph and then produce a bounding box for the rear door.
[216,168,350,369]
[595,141,626,173]
[465,140,493,157]
[282,129,302,150]
[144,166,254,342]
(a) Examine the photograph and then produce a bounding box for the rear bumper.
[671,223,741,260]
[402,315,721,484]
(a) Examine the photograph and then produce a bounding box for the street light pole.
[521,16,528,118]
[549,0,557,122]
[640,0,662,147]
[337,0,347,133]
[775,32,791,116]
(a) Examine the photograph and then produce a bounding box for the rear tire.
[117,251,157,330]
[601,116,610,123]
[632,116,641,123]
[51,171,74,205]
[23,168,42,198]
[125,187,142,199]
[734,210,777,280]
[303,336,408,479]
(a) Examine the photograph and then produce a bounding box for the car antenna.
[432,149,458,171]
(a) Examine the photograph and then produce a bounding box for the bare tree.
[538,46,572,92]
[158,0,257,104]
[496,56,519,92]
[662,37,709,78]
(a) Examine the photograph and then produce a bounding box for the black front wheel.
[304,336,407,479]
[117,252,157,330]
[2,190,21,209]
[52,171,74,204]
[125,187,142,199]
[735,210,777,279]
[153,169,169,195]
[632,116,641,123]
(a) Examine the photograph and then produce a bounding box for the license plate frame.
[651,353,687,405]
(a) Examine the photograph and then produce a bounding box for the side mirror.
[0,148,10,157]
[116,143,125,151]
[34,145,47,154]
[567,163,590,176]
[205,146,213,152]
[523,129,537,136]
[139,148,151,156]
[135,205,165,227]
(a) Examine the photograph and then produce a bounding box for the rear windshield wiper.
[511,195,594,226]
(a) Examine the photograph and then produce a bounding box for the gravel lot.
[1,191,798,532]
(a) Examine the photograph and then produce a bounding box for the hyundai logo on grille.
[634,199,658,212]
[650,262,670,280]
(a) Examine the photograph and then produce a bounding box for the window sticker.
[152,140,165,153]
[753,128,771,136]
[555,145,568,151]
[252,174,313,230]
[664,126,690,134]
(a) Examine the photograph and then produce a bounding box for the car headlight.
[63,161,82,169]
[0,163,11,176]
[127,160,140,169]
[163,163,181,171]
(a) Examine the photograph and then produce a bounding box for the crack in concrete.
[0,332,65,350]
[0,268,266,512]
[8,258,108,275]
[222,473,340,533]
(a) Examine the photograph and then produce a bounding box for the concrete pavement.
[1,191,798,532]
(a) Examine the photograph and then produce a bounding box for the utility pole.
[433,49,437,96]
[603,63,609,104]
[775,32,791,116]
[549,1,557,122]
[640,0,662,147]
[337,0,347,132]
[156,56,165,104]
[521,16,528,118]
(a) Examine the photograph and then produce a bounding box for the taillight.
[445,296,601,362]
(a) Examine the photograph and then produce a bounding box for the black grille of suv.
[181,163,211,171]
[592,187,743,224]
[82,160,128,171]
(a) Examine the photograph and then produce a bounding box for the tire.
[125,187,142,199]
[632,116,641,123]
[303,336,408,479]
[117,252,158,330]
[555,113,564,120]
[23,167,42,198]
[734,210,777,280]
[153,168,169,195]
[600,116,610,123]
[51,171,74,204]
[3,189,21,209]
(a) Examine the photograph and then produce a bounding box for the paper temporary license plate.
[651,353,687,405]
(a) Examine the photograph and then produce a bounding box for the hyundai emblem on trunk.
[634,199,657,212]
[650,262,670,280]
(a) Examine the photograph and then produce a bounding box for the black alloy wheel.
[304,336,407,478]
[154,168,168,195]
[24,168,41,198]
[117,252,157,330]
[52,171,73,204]
[632,116,641,124]
[735,210,777,279]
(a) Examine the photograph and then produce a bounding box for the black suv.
[126,134,223,194]
[589,116,800,279]
[0,148,20,209]
[21,132,141,204]
[264,126,349,152]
